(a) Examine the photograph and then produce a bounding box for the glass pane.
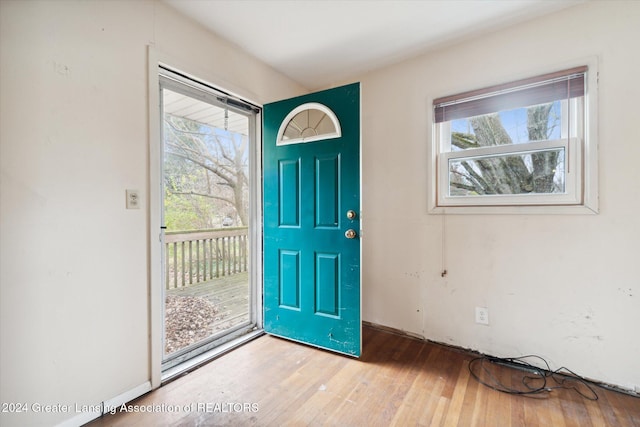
[282,108,337,141]
[162,86,252,362]
[450,101,561,151]
[448,148,565,196]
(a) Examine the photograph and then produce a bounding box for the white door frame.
[147,46,263,389]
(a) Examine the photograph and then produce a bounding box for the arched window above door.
[276,102,341,145]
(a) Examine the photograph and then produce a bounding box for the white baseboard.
[103,381,152,414]
[55,381,151,427]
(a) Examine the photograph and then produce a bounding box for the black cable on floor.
[468,355,600,400]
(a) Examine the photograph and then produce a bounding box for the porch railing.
[164,227,248,289]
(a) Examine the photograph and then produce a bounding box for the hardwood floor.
[88,326,640,426]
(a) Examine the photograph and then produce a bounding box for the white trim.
[443,138,567,160]
[148,45,163,389]
[582,59,599,214]
[252,109,264,330]
[153,50,263,109]
[438,138,581,206]
[428,56,599,214]
[54,382,152,427]
[103,382,153,414]
[276,102,341,145]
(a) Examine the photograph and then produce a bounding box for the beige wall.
[360,0,640,392]
[2,1,639,425]
[0,1,304,426]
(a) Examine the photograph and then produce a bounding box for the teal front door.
[263,83,361,356]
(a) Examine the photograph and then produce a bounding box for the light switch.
[126,189,140,209]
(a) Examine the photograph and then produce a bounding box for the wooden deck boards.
[167,272,249,335]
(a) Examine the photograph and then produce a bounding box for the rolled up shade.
[434,66,587,123]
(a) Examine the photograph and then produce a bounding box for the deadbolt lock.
[346,210,357,220]
[345,229,357,239]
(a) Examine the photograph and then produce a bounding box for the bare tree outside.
[448,102,564,197]
[163,113,249,229]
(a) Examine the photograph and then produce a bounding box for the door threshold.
[161,329,264,385]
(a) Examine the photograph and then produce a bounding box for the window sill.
[428,203,598,215]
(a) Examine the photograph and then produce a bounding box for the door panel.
[279,159,300,227]
[263,83,361,356]
[315,155,339,227]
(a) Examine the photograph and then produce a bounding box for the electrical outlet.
[475,307,489,325]
[126,189,140,209]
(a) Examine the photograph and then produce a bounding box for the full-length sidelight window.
[430,65,598,213]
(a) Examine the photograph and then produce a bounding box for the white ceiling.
[164,0,583,90]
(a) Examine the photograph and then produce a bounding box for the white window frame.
[428,60,598,214]
[276,102,341,145]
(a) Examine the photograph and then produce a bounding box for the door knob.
[346,210,357,220]
[345,229,357,239]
